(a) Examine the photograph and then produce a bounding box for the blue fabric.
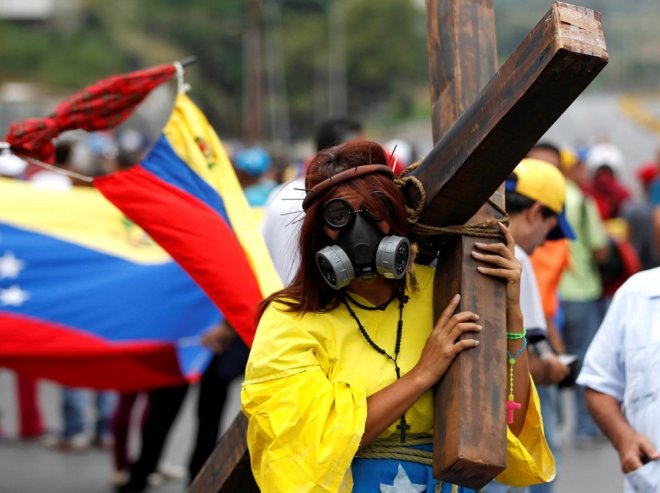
[0,223,221,380]
[243,180,277,207]
[351,444,477,492]
[141,135,229,221]
[649,179,660,207]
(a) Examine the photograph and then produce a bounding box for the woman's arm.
[472,222,530,435]
[361,294,481,446]
[505,305,530,435]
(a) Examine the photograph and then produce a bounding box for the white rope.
[172,61,190,94]
[20,154,94,183]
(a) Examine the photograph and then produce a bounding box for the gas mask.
[315,198,411,290]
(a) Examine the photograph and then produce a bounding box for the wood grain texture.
[187,413,258,493]
[407,2,607,229]
[418,1,607,489]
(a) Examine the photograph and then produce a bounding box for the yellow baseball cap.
[506,158,576,240]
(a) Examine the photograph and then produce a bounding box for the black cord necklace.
[344,289,398,311]
[342,291,410,443]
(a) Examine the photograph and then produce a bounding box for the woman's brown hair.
[257,140,410,319]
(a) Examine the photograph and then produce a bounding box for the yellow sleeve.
[497,379,557,486]
[241,304,367,493]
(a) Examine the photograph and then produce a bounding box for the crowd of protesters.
[1,120,659,493]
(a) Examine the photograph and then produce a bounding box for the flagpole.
[178,56,197,68]
[18,153,94,183]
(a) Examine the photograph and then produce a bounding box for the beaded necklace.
[341,290,410,443]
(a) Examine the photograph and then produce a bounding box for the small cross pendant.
[397,415,410,443]
[507,399,522,424]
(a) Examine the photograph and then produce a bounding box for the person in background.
[484,158,573,493]
[620,163,660,270]
[233,147,277,207]
[261,116,364,285]
[578,268,660,492]
[555,142,609,448]
[642,146,660,207]
[525,144,578,493]
[117,322,249,492]
[583,142,631,221]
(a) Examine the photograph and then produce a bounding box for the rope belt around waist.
[354,433,433,466]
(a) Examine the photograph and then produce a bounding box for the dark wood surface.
[418,1,607,489]
[424,1,507,488]
[406,2,608,229]
[187,413,258,493]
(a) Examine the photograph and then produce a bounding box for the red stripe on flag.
[94,167,261,346]
[0,313,190,391]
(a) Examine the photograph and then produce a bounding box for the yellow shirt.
[242,265,555,492]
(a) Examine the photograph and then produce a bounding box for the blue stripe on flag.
[0,223,221,343]
[141,135,231,223]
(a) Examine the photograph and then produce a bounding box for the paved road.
[0,370,623,493]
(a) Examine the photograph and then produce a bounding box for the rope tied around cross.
[394,160,509,241]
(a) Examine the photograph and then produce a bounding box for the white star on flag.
[380,464,427,493]
[0,250,25,279]
[0,284,30,307]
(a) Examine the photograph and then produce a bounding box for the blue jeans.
[559,299,604,438]
[61,387,117,439]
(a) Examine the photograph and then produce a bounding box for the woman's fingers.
[476,266,516,281]
[471,250,516,267]
[474,241,514,260]
[436,310,480,333]
[447,321,482,342]
[452,338,481,354]
[499,222,516,250]
[437,293,461,327]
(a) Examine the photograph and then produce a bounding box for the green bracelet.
[506,328,527,340]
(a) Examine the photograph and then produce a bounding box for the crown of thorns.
[301,164,394,211]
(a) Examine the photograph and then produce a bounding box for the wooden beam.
[424,1,506,488]
[425,0,497,143]
[414,2,607,489]
[187,413,257,493]
[405,2,608,228]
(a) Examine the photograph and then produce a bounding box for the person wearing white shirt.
[262,117,363,285]
[484,158,575,493]
[578,268,660,492]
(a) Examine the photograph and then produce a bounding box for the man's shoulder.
[619,267,660,298]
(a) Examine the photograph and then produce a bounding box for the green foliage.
[0,0,427,141]
[1,0,656,142]
[0,22,123,87]
[345,0,427,122]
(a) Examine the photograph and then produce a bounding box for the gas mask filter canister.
[315,199,411,290]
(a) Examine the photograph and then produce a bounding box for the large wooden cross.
[189,2,607,492]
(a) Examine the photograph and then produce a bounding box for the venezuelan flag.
[95,93,282,347]
[0,178,221,391]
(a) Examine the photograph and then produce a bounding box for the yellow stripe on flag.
[0,178,170,264]
[164,93,283,296]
